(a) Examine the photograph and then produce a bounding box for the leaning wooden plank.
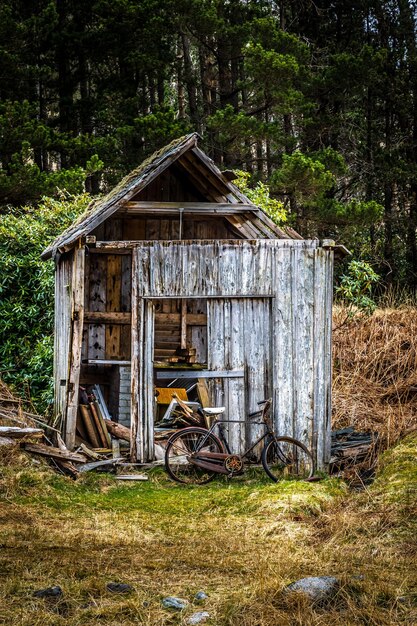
[79,443,102,460]
[66,246,85,449]
[105,419,131,442]
[79,404,101,448]
[93,384,112,420]
[23,443,87,463]
[90,402,111,447]
[196,379,211,408]
[76,411,89,441]
[0,427,43,438]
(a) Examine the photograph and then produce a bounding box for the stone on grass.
[106,582,133,594]
[285,576,339,604]
[187,611,210,624]
[194,591,208,602]
[33,586,63,598]
[161,596,188,610]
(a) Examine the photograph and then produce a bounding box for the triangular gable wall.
[42,133,298,260]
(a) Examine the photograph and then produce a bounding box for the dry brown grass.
[333,306,417,446]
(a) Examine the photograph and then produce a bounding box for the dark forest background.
[2,0,417,407]
[1,0,417,286]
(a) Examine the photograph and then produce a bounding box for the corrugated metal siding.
[132,239,332,467]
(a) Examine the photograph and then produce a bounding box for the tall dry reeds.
[332,306,417,447]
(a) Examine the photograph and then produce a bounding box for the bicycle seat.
[202,407,226,415]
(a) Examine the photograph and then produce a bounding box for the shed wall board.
[134,239,318,298]
[65,246,85,449]
[54,252,73,421]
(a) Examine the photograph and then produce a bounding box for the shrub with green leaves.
[336,260,380,318]
[0,194,90,412]
[234,170,288,225]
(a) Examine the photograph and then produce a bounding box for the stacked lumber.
[168,347,197,364]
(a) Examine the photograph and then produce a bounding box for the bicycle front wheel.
[262,436,314,482]
[165,427,225,484]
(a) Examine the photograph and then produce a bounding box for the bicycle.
[164,398,314,484]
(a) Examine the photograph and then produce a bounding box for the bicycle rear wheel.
[165,427,225,484]
[262,436,314,482]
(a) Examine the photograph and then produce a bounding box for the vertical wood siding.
[65,247,86,449]
[54,252,73,421]
[207,298,272,454]
[131,240,333,467]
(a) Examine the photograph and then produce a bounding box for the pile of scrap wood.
[329,427,378,472]
[0,379,146,480]
[156,393,203,428]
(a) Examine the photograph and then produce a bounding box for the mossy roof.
[41,133,200,259]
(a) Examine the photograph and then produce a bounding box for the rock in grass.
[33,586,63,598]
[161,596,188,610]
[194,591,208,602]
[285,576,339,603]
[106,582,133,594]
[187,611,210,624]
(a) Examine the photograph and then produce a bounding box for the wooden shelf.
[83,359,131,366]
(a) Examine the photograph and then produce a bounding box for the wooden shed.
[42,133,337,468]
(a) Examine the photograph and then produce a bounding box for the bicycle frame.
[196,416,273,461]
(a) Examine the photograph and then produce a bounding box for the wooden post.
[65,245,85,449]
[130,248,139,461]
[180,299,187,349]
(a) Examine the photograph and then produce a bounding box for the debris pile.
[329,427,378,485]
[0,379,148,480]
[330,427,377,466]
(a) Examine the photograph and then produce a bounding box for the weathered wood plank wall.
[65,246,85,449]
[53,252,73,421]
[132,239,333,468]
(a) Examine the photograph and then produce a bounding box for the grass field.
[0,436,416,626]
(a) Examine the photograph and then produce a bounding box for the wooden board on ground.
[23,443,87,463]
[104,419,131,442]
[0,427,43,439]
[115,474,148,481]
